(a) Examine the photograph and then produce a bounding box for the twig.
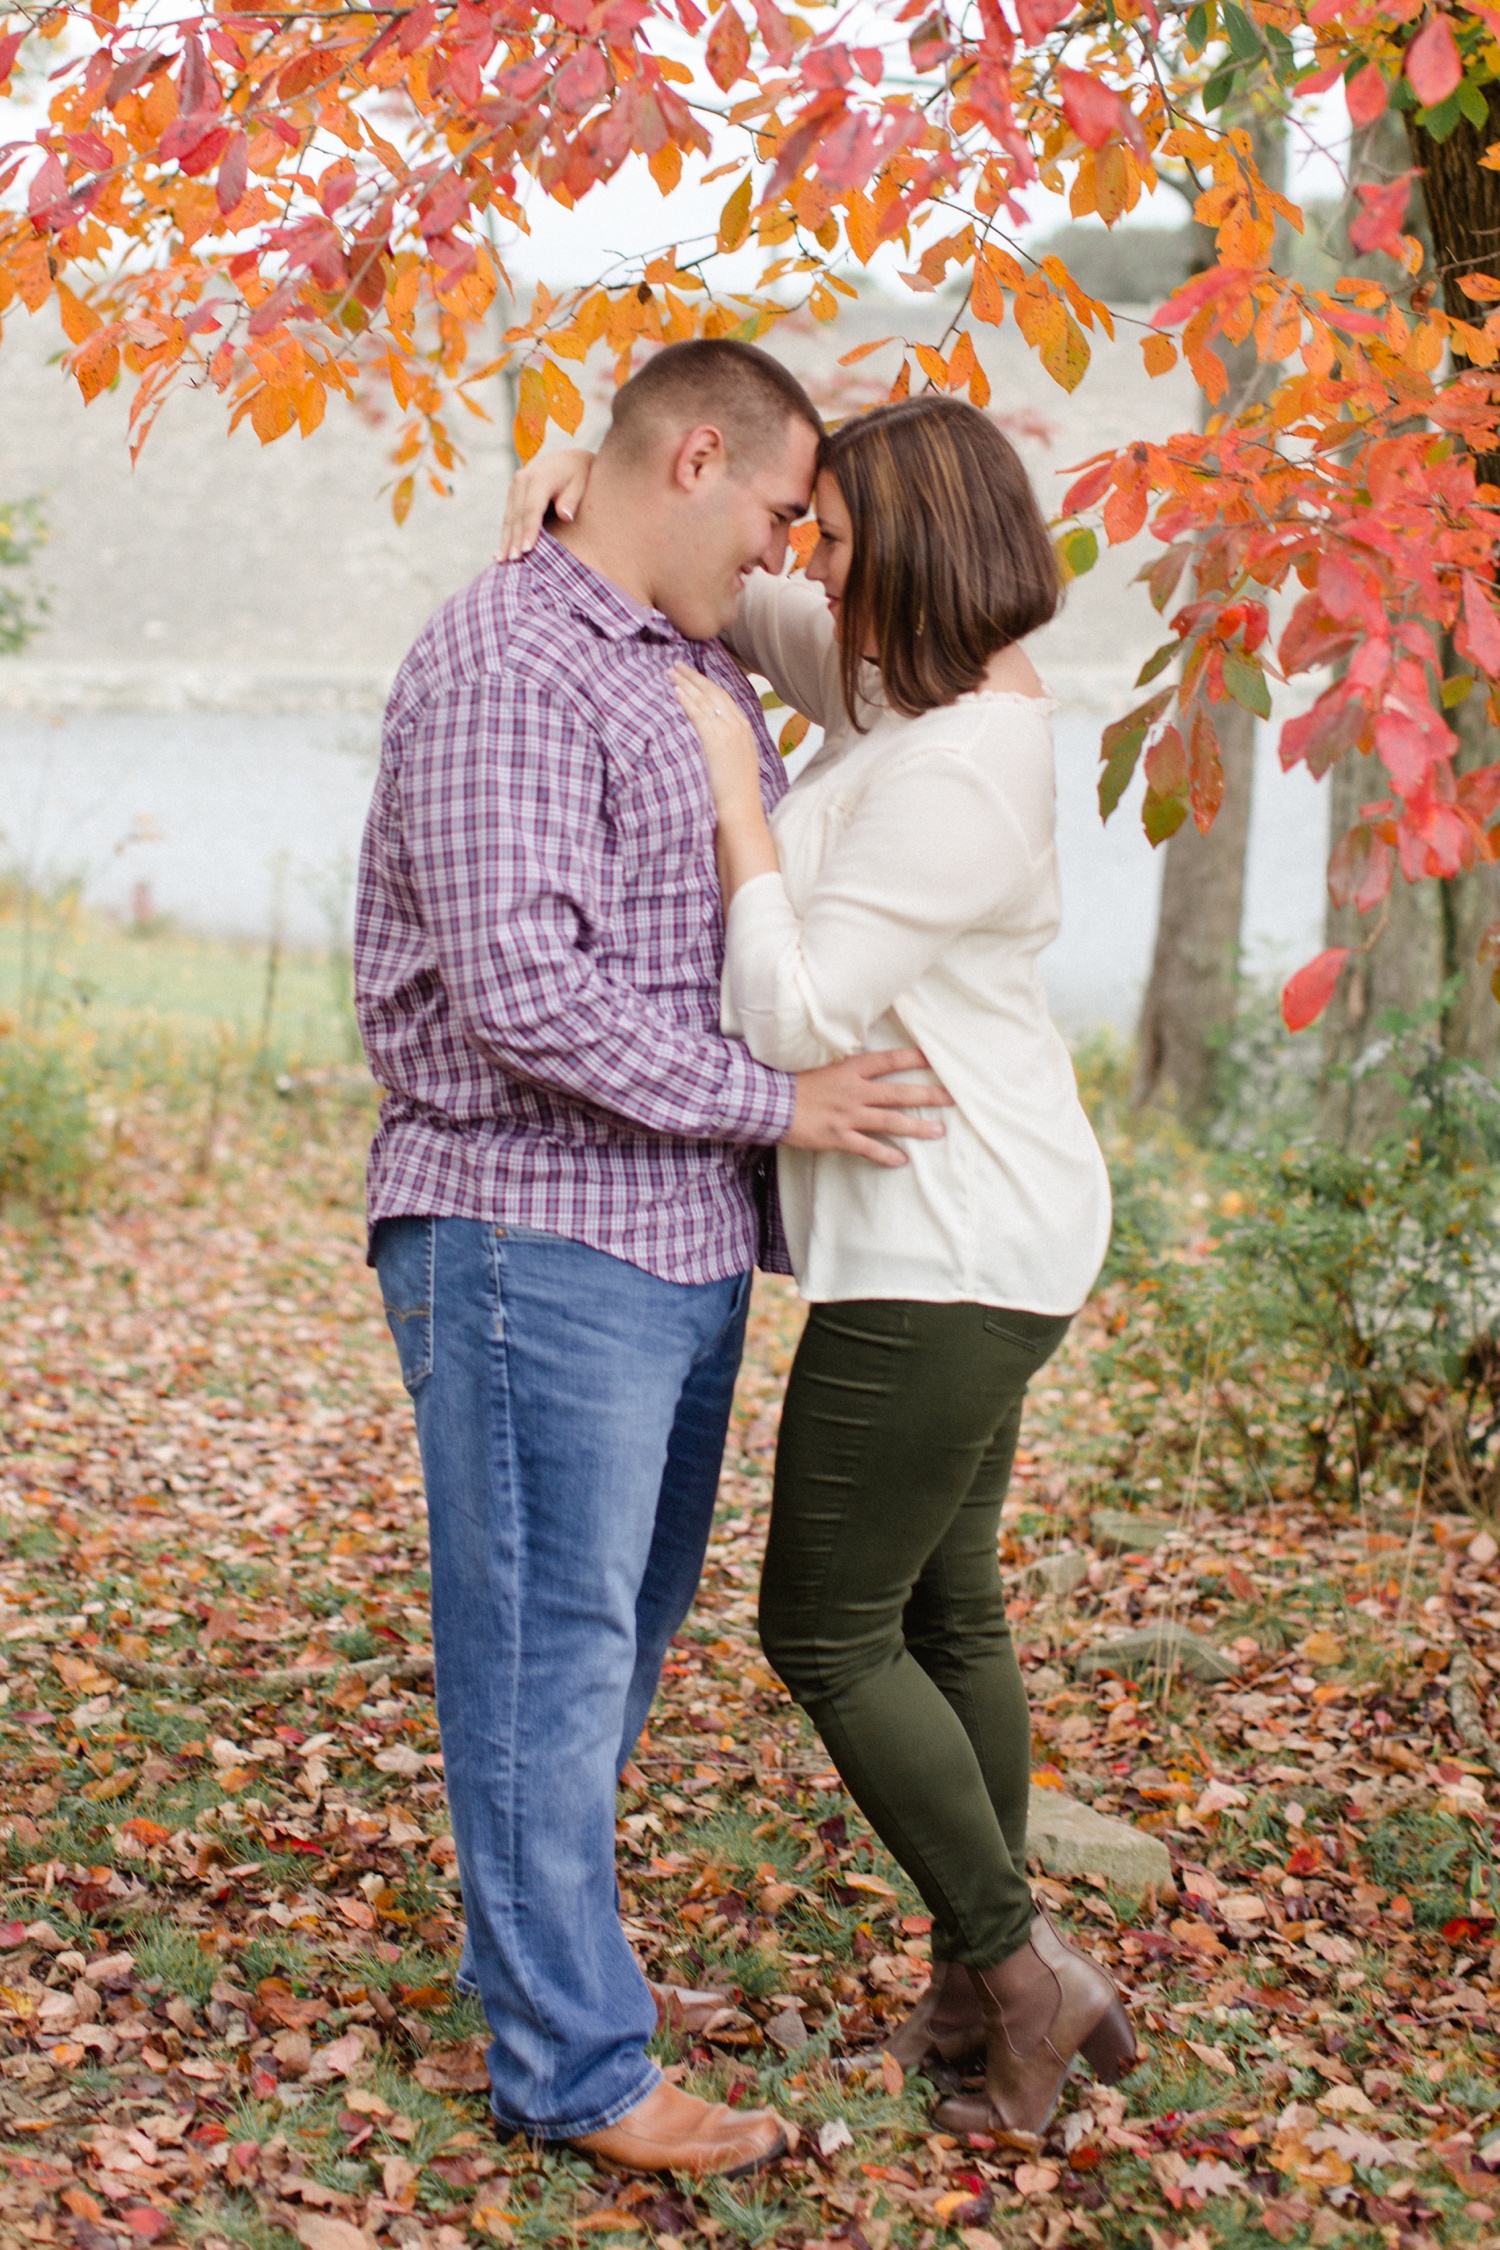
[1448,1646,1500,1781]
[90,1649,433,1695]
[1397,1433,1430,1627]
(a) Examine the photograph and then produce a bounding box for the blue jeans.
[373,1216,749,2138]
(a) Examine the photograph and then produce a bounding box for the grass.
[0,876,360,1070]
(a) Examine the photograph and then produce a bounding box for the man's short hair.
[606,338,823,470]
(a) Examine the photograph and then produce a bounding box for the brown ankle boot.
[884,1960,985,2072]
[571,2081,787,2179]
[932,1913,1138,2141]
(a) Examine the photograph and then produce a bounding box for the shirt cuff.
[716,1039,797,1146]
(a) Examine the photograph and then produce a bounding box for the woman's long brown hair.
[818,396,1061,725]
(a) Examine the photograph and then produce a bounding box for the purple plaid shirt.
[354,534,797,1285]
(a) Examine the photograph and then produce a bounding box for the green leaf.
[1136,641,1179,687]
[1420,91,1463,140]
[1222,650,1271,719]
[1143,788,1189,846]
[1098,692,1172,822]
[1458,73,1490,128]
[1441,673,1475,708]
[1186,2,1208,45]
[1202,61,1239,111]
[1222,3,1264,61]
[1059,526,1099,579]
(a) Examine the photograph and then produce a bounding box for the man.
[354,339,946,2176]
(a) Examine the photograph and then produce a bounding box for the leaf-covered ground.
[2,1079,1500,2250]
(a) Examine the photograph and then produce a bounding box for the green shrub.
[0,1030,94,1211]
[0,496,48,656]
[1092,1054,1500,1512]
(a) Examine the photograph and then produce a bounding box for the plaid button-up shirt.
[354,533,797,1285]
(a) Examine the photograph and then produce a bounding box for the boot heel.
[1080,1999,1138,2084]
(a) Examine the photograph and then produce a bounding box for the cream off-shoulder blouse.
[720,570,1111,1315]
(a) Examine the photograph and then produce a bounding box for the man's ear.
[670,423,730,494]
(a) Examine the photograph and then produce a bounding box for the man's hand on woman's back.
[784,1049,953,1168]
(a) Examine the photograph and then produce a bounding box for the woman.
[503,397,1132,2140]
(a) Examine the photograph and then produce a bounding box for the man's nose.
[759,522,790,574]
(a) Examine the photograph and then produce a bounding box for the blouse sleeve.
[720,571,843,730]
[724,735,1042,1072]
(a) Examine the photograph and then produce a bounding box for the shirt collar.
[526,529,682,646]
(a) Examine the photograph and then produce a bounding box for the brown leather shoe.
[884,1960,985,2074]
[571,2080,787,2179]
[932,1912,1138,2140]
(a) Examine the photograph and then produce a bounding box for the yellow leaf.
[972,254,1007,326]
[81,1769,136,1802]
[72,330,120,405]
[1406,319,1445,371]
[1142,332,1177,376]
[948,329,986,402]
[515,363,547,460]
[779,710,810,756]
[809,282,838,322]
[913,343,948,387]
[788,521,819,569]
[844,189,879,266]
[250,381,296,444]
[838,334,896,365]
[648,142,682,197]
[542,359,584,434]
[10,236,52,313]
[717,174,753,254]
[392,474,414,524]
[297,376,326,439]
[56,283,100,344]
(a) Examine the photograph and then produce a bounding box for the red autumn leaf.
[750,0,796,65]
[1058,67,1137,152]
[1016,0,1077,38]
[120,2211,171,2242]
[0,26,26,83]
[27,150,69,228]
[1153,264,1251,328]
[1281,949,1350,1032]
[1345,60,1388,123]
[1349,172,1415,257]
[1062,458,1115,513]
[1405,11,1463,107]
[706,2,750,88]
[1442,1913,1496,1944]
[1461,571,1500,673]
[121,1818,172,1847]
[0,1921,25,1948]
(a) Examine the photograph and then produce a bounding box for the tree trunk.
[1131,105,1283,1121]
[1410,82,1500,491]
[1409,92,1500,1067]
[1319,110,1500,1137]
[1317,751,1445,1144]
[1132,706,1256,1119]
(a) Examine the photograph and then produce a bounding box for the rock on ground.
[1026,1785,1173,1902]
[1090,1506,1173,1553]
[1008,1549,1091,1599]
[1076,1623,1238,1684]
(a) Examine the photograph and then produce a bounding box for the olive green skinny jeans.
[759,1298,1070,1970]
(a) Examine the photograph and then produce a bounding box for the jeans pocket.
[374,1216,435,1394]
[982,1309,1071,1363]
